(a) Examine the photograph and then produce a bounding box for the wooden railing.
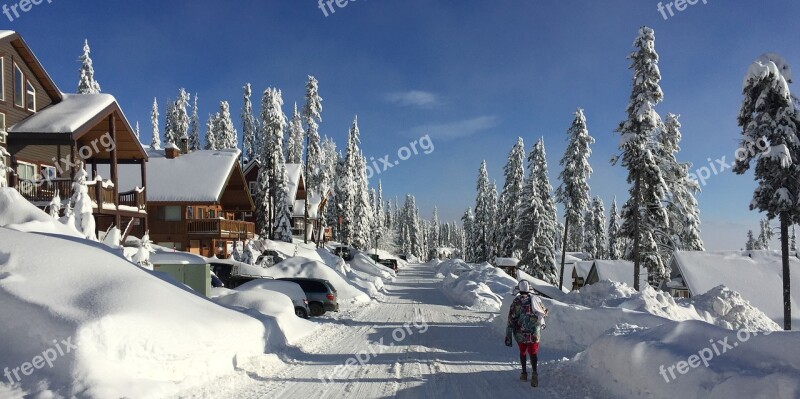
[149,220,187,236]
[119,189,146,211]
[86,180,115,209]
[16,178,72,203]
[187,219,255,238]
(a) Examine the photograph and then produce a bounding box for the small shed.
[494,257,520,279]
[151,250,211,297]
[585,259,648,288]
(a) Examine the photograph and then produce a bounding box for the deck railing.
[16,178,145,213]
[187,219,255,238]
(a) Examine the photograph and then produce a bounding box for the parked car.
[333,246,354,261]
[256,250,285,267]
[209,262,273,289]
[369,254,381,262]
[378,258,399,273]
[277,277,339,316]
[236,279,311,318]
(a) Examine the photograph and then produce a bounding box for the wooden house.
[0,30,147,238]
[494,257,520,279]
[243,160,328,242]
[121,147,254,258]
[583,259,649,288]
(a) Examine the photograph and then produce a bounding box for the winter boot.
[530,354,539,387]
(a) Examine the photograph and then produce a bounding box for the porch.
[15,177,146,215]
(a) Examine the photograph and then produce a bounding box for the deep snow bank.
[0,228,265,398]
[575,321,800,399]
[440,262,517,311]
[259,257,371,303]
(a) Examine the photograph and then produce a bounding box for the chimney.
[165,143,180,159]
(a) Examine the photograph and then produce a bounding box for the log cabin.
[0,30,148,238]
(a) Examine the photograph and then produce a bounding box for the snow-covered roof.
[136,148,241,203]
[589,260,647,288]
[0,30,14,41]
[574,261,594,278]
[151,250,208,266]
[285,163,303,201]
[672,250,800,326]
[494,257,519,267]
[9,94,116,134]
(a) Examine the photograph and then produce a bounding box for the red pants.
[518,342,539,355]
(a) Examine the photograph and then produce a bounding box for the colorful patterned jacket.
[505,293,545,344]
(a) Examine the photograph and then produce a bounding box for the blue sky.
[5,0,800,249]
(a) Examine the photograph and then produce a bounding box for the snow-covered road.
[180,264,595,399]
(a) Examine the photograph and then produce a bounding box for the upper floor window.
[13,63,22,107]
[26,80,35,111]
[0,57,5,102]
[157,205,182,221]
[0,113,6,144]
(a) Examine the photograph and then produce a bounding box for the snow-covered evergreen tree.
[735,52,799,330]
[792,226,797,253]
[215,101,238,149]
[745,230,757,251]
[71,163,96,240]
[242,84,258,163]
[260,88,288,237]
[349,117,373,249]
[204,114,217,150]
[254,150,271,238]
[583,197,606,259]
[134,122,140,141]
[303,76,324,196]
[616,27,670,288]
[607,198,623,260]
[48,191,61,218]
[499,138,525,257]
[273,161,293,243]
[173,89,190,148]
[188,94,200,151]
[658,113,704,251]
[286,102,305,164]
[150,98,161,150]
[473,161,496,263]
[163,99,177,146]
[132,231,155,269]
[77,39,101,94]
[556,108,595,252]
[757,219,773,250]
[430,206,440,250]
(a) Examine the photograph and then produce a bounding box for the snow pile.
[435,258,472,277]
[517,269,569,301]
[0,188,81,237]
[0,228,265,398]
[439,263,516,311]
[258,257,371,304]
[575,321,800,399]
[348,252,396,280]
[441,272,503,310]
[689,285,781,332]
[561,281,780,332]
[212,287,318,347]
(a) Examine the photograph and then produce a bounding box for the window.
[26,80,35,111]
[16,162,35,181]
[197,208,205,219]
[157,205,182,221]
[208,209,216,219]
[249,181,257,196]
[0,113,5,144]
[187,206,194,220]
[41,166,56,181]
[13,63,22,107]
[0,57,4,101]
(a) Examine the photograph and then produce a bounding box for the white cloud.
[401,115,499,141]
[385,90,439,108]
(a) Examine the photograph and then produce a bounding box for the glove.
[504,336,512,347]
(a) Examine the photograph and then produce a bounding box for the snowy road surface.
[180,264,599,399]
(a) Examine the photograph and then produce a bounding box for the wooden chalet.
[0,31,148,238]
[122,147,254,258]
[243,160,328,242]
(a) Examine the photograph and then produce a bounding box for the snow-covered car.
[256,250,285,267]
[235,279,311,318]
[278,277,339,316]
[333,246,354,261]
[210,271,225,288]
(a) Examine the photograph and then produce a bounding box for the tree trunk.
[781,212,792,331]
[559,217,570,291]
[633,177,641,291]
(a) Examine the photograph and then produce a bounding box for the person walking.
[504,280,548,387]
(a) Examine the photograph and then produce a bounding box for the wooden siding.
[0,40,55,126]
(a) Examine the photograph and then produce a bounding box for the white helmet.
[518,280,531,293]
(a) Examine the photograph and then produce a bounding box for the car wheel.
[309,302,325,317]
[295,307,308,319]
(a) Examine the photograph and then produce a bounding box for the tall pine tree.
[499,138,525,258]
[556,108,595,253]
[77,39,101,94]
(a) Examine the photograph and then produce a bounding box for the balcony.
[187,219,255,239]
[15,178,146,214]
